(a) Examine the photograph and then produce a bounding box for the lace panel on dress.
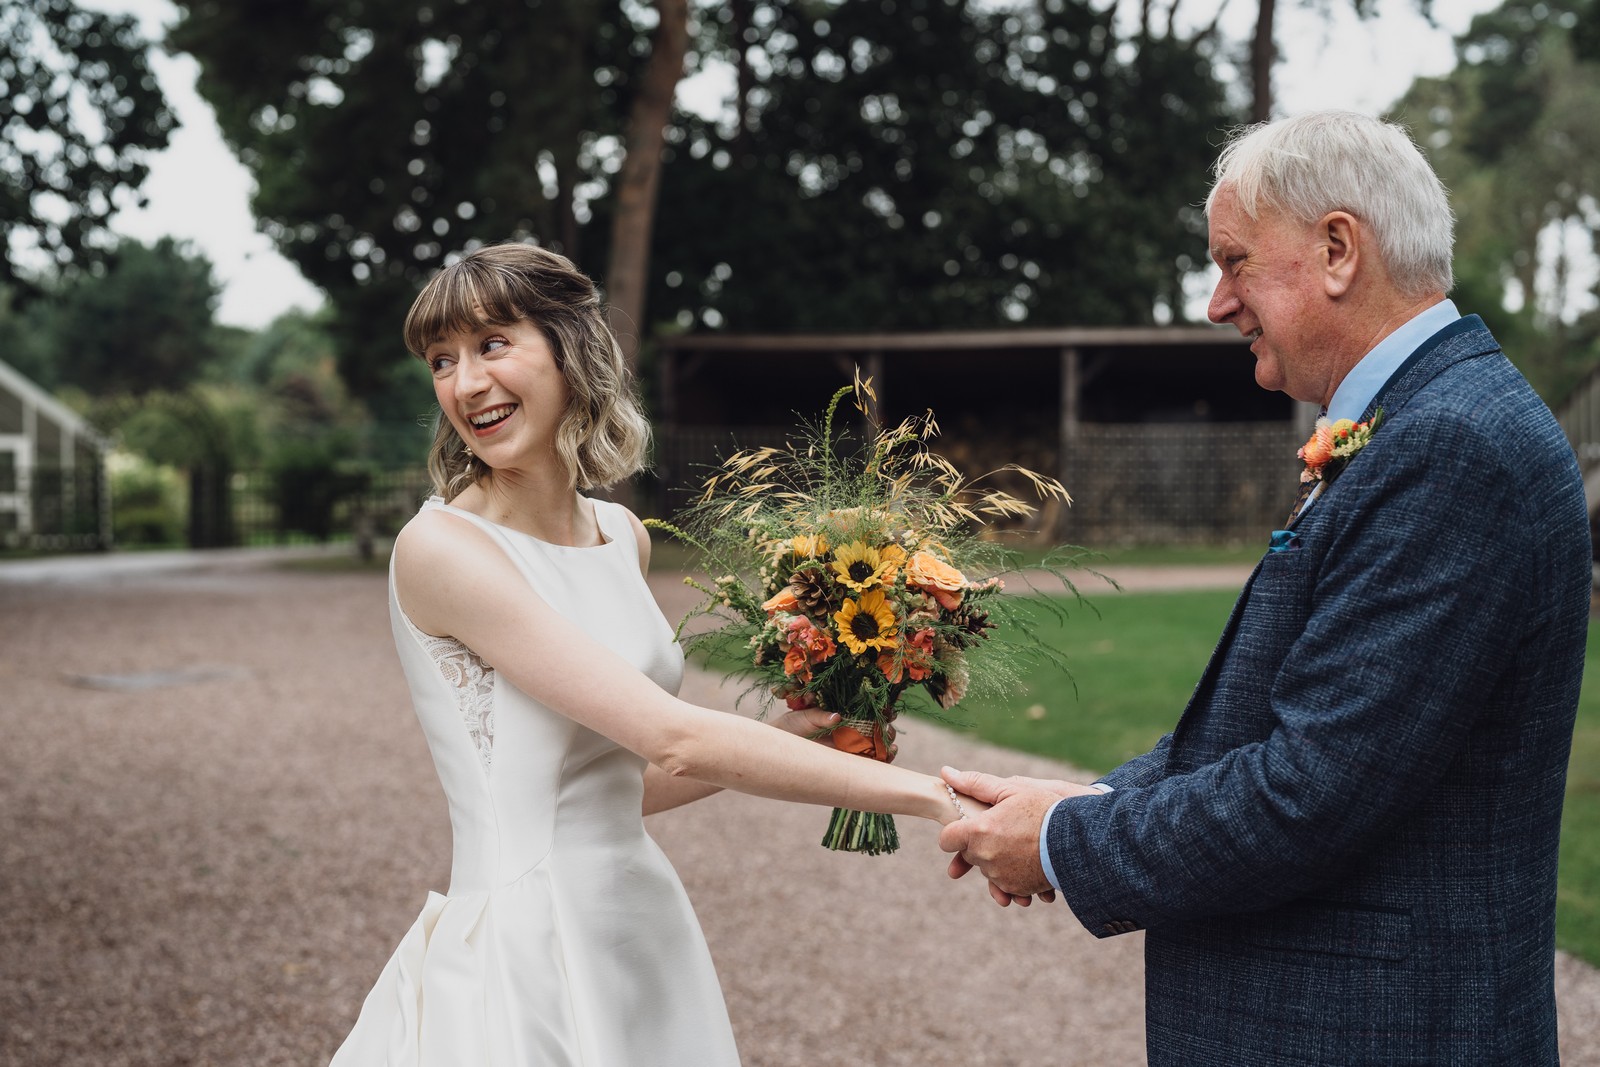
[406,620,496,770]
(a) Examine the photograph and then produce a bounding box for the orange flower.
[1297,420,1335,477]
[906,551,967,610]
[778,615,836,682]
[877,627,936,684]
[762,587,801,615]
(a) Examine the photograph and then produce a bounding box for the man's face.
[1206,187,1336,405]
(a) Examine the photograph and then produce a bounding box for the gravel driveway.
[1,551,1595,1066]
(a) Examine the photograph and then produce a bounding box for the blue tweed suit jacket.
[1047,316,1590,1065]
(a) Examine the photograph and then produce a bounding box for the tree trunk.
[604,0,689,510]
[732,0,752,149]
[1250,0,1276,122]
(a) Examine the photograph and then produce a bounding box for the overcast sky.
[82,0,1502,329]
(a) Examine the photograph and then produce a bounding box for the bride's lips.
[466,403,518,437]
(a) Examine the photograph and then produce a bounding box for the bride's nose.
[454,356,490,401]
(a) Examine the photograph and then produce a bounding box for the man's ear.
[1321,211,1359,297]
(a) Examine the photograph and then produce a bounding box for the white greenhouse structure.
[0,359,109,551]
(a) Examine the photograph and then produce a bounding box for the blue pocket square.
[1268,529,1300,553]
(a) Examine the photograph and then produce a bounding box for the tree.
[44,237,224,396]
[169,0,654,417]
[1229,0,1436,121]
[643,0,1237,332]
[605,0,690,367]
[1392,0,1600,400]
[0,0,176,296]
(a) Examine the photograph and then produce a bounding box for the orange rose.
[906,551,967,610]
[1298,421,1335,471]
[762,587,800,615]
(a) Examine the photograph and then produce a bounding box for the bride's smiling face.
[424,319,570,471]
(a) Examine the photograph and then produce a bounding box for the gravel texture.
[1,552,1595,1066]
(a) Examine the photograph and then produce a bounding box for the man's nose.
[1207,278,1238,325]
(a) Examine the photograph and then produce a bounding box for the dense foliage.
[1393,0,1600,401]
[0,0,175,296]
[647,0,1236,333]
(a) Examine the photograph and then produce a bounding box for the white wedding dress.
[330,497,740,1066]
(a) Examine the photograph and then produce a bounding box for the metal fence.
[230,468,436,551]
[0,462,109,552]
[1057,423,1302,545]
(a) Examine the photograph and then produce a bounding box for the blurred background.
[4,0,1598,556]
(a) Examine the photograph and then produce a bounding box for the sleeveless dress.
[329,497,741,1066]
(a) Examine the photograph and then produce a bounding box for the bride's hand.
[769,706,900,763]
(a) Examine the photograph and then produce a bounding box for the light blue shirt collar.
[1325,299,1460,423]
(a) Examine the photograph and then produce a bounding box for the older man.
[941,110,1589,1065]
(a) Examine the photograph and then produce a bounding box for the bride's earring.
[463,442,474,458]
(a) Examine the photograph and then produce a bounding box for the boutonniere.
[1298,410,1383,486]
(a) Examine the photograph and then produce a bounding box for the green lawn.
[946,588,1600,967]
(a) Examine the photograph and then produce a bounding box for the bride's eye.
[483,336,509,354]
[428,353,456,374]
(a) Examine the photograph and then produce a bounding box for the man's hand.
[939,766,1098,905]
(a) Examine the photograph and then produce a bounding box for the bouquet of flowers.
[648,375,1084,855]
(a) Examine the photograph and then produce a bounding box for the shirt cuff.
[1038,783,1112,893]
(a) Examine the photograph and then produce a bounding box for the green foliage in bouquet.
[646,375,1098,855]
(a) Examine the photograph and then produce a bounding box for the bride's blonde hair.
[403,243,651,500]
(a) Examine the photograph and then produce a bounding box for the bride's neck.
[457,470,600,547]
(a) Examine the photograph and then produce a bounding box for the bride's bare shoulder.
[394,504,487,563]
[392,506,516,628]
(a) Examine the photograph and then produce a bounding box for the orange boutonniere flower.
[1298,410,1383,485]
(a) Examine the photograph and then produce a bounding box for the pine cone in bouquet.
[789,565,835,617]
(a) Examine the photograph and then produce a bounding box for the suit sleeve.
[1046,409,1551,932]
[1095,733,1172,790]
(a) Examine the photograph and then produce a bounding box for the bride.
[328,242,985,1066]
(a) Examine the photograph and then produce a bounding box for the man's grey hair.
[1206,110,1454,296]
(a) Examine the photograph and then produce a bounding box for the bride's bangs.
[403,259,526,357]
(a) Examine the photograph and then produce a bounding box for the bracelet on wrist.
[943,782,969,820]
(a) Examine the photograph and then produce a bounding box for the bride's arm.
[396,511,959,825]
[621,507,844,817]
[641,706,841,815]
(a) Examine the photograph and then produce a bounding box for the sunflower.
[833,588,900,655]
[830,541,899,592]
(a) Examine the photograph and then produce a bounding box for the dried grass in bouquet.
[646,374,1096,855]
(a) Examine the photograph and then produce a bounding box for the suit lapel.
[1359,315,1497,424]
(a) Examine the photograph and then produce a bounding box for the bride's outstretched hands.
[939,767,1099,906]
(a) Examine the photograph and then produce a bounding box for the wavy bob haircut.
[1206,110,1454,297]
[404,243,651,500]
